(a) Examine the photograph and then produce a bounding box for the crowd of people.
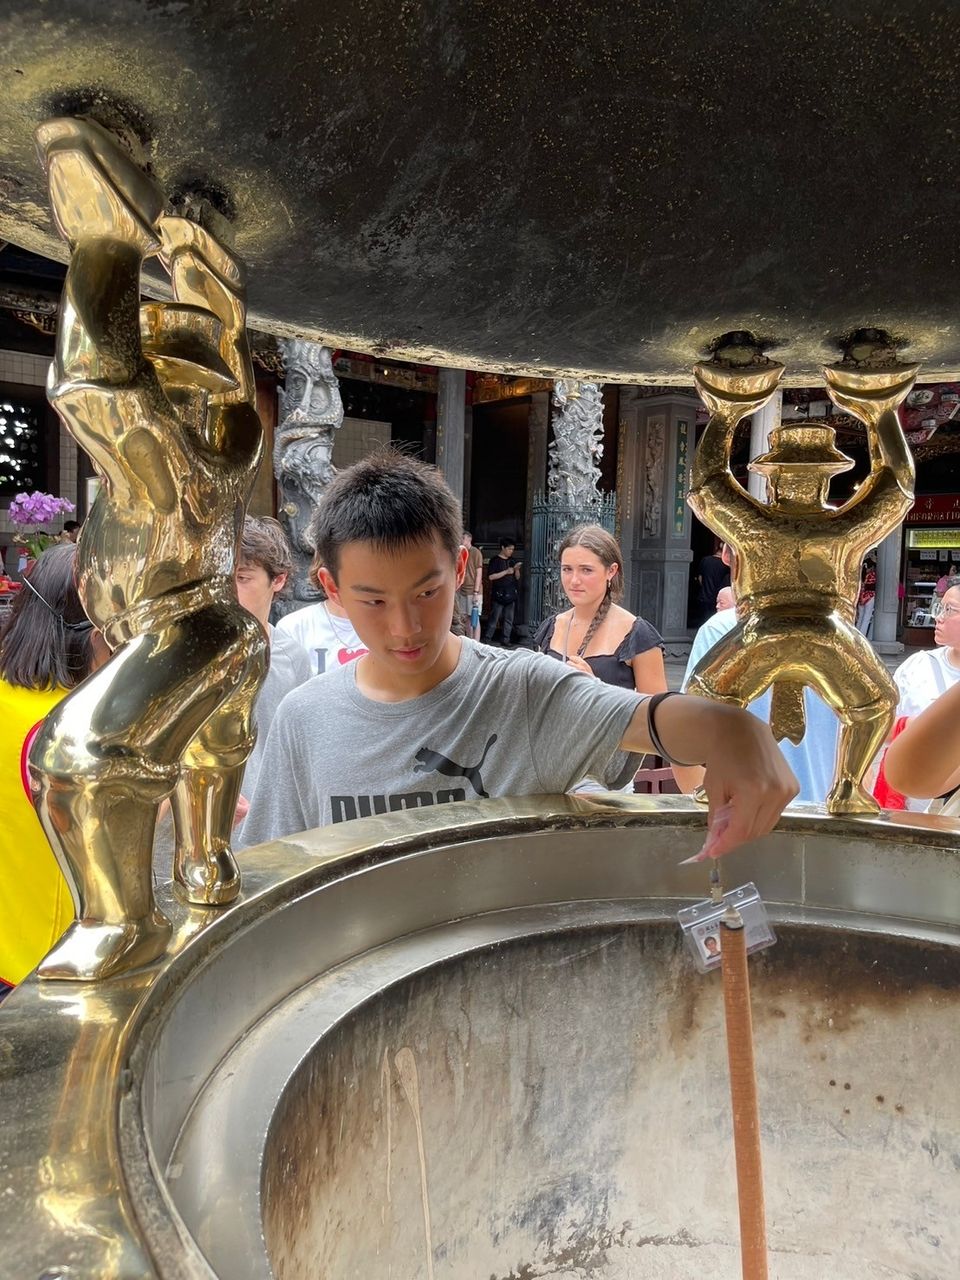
[5,450,959,992]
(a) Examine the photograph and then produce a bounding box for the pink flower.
[8,491,74,529]
[7,491,75,559]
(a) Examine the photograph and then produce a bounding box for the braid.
[576,588,612,657]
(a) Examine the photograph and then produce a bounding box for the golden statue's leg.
[170,764,246,906]
[31,769,174,981]
[826,705,892,815]
[171,651,265,906]
[776,618,895,815]
[685,621,778,710]
[29,605,265,979]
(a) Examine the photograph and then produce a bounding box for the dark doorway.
[469,398,529,546]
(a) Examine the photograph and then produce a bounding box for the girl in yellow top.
[0,543,97,989]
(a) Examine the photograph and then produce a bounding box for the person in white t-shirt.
[233,518,313,799]
[275,553,368,676]
[881,582,960,810]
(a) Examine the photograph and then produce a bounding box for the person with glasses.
[874,583,960,810]
[0,544,103,993]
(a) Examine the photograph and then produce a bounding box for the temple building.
[3,240,960,650]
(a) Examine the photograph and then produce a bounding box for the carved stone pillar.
[274,340,344,601]
[618,387,699,644]
[547,379,604,504]
[436,368,466,504]
[524,390,550,618]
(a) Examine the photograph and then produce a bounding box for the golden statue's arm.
[159,217,262,469]
[688,404,754,514]
[688,360,786,540]
[824,363,917,523]
[46,228,191,504]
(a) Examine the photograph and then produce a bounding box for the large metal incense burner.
[2,2,960,1275]
[2,798,958,1278]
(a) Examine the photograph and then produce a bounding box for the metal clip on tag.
[677,882,776,975]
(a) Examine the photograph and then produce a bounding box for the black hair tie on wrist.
[645,691,700,767]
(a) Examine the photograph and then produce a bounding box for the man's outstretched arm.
[620,694,798,859]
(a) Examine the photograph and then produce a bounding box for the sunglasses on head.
[21,573,95,632]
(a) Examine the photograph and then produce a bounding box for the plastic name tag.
[677,881,776,974]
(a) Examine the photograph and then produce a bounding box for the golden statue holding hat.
[27,118,267,979]
[687,339,917,815]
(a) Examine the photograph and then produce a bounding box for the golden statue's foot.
[38,912,172,981]
[826,780,880,816]
[35,117,164,253]
[174,847,241,906]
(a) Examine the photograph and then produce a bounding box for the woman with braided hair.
[535,525,666,692]
[535,525,700,792]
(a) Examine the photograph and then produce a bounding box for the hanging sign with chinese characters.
[674,418,690,534]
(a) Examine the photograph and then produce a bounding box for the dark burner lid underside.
[2,0,959,383]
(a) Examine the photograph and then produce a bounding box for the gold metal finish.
[687,351,916,815]
[27,117,267,980]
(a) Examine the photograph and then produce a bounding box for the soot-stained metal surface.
[2,1,960,381]
[261,924,960,1278]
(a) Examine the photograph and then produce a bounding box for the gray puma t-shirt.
[239,637,644,845]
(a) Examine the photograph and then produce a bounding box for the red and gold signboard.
[907,494,960,525]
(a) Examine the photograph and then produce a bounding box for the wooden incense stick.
[720,918,769,1280]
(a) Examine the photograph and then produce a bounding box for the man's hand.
[621,695,798,858]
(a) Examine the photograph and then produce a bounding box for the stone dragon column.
[274,339,344,602]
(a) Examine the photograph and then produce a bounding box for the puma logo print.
[414,733,498,798]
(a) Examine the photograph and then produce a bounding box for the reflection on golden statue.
[27,118,267,980]
[687,333,916,815]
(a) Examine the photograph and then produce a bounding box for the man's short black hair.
[63,520,81,533]
[310,448,463,578]
[499,537,515,549]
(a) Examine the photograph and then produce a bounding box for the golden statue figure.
[686,339,916,815]
[27,118,267,980]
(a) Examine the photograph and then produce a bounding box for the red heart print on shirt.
[338,647,368,664]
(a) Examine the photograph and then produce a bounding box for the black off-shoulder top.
[533,614,664,689]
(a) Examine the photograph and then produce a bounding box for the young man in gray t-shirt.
[240,454,796,855]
